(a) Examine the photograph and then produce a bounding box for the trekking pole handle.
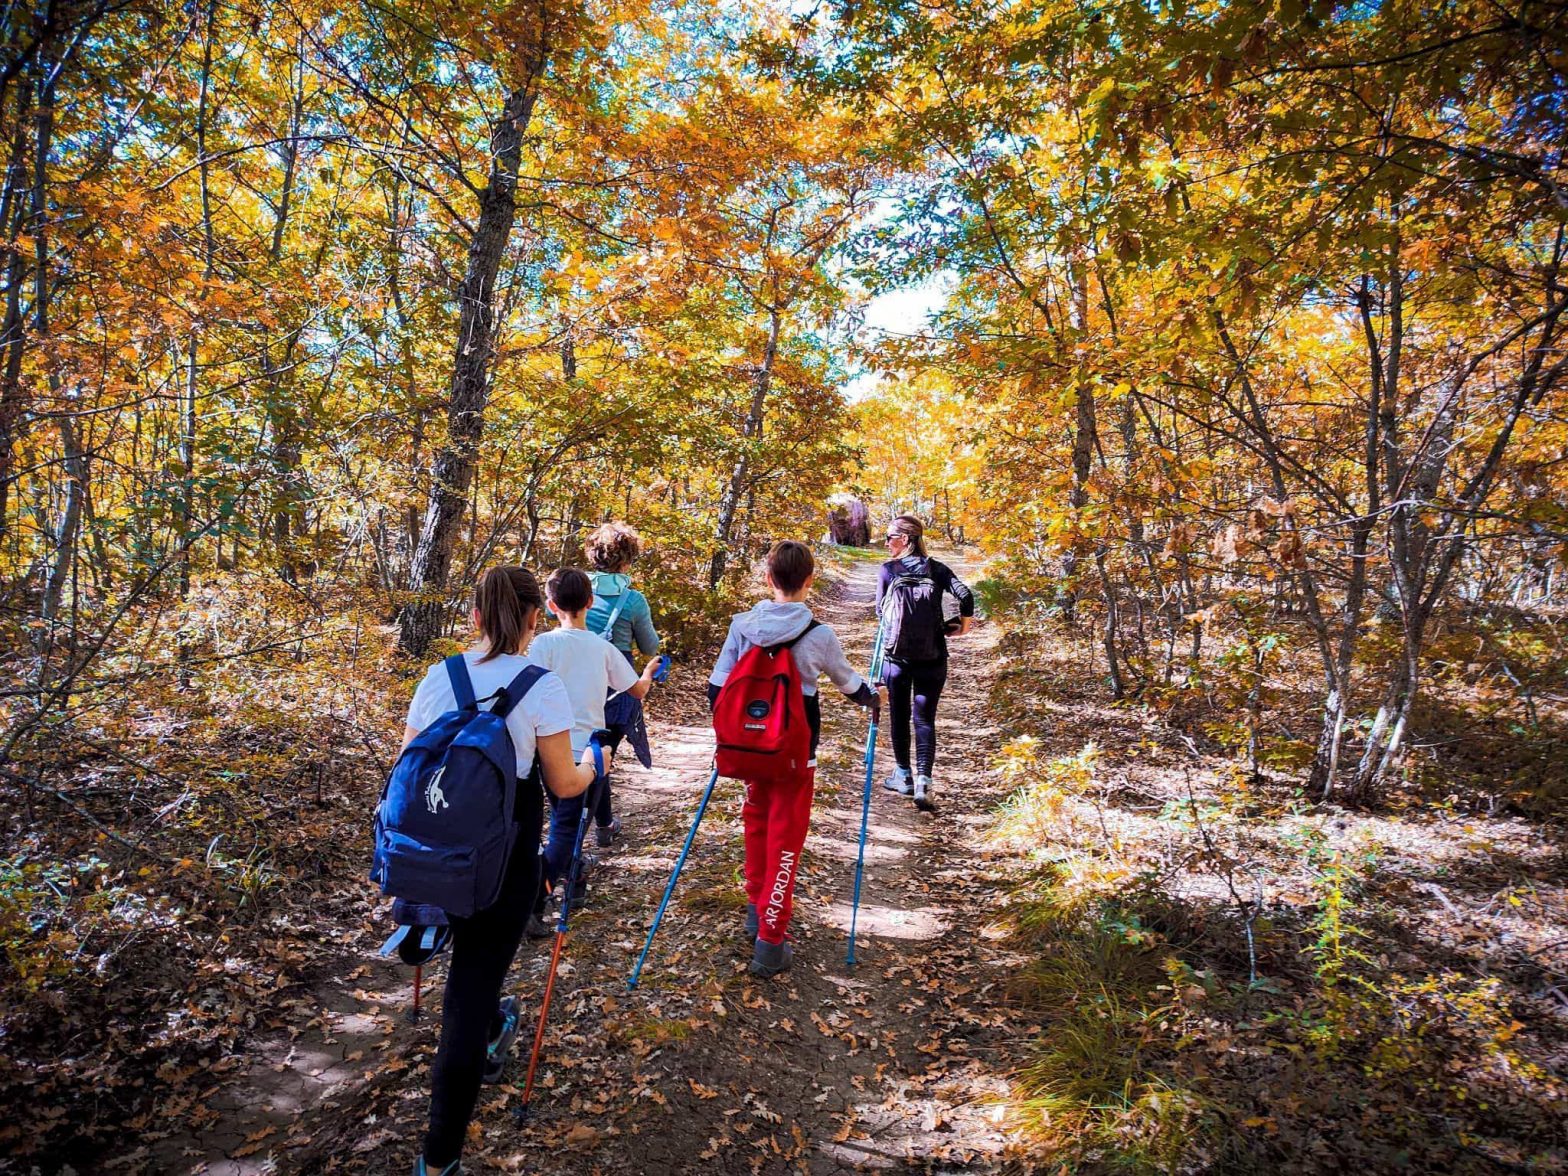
[653,654,671,684]
[589,730,610,781]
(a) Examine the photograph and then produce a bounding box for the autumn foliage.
[1,0,1565,1170]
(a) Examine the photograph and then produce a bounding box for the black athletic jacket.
[876,556,975,662]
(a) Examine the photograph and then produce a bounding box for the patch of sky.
[840,273,956,402]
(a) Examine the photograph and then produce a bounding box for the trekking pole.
[516,736,608,1125]
[846,618,888,967]
[626,758,720,990]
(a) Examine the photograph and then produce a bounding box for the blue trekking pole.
[627,758,720,990]
[846,618,888,966]
[517,734,608,1124]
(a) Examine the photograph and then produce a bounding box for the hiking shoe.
[415,1158,461,1176]
[882,767,913,795]
[527,886,556,938]
[744,902,758,939]
[565,854,597,906]
[525,911,554,939]
[749,937,793,978]
[914,775,934,812]
[482,996,522,1084]
[595,817,622,849]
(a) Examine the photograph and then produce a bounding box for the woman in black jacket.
[875,515,974,810]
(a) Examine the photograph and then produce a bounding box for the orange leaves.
[1207,498,1306,569]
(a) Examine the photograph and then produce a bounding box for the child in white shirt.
[527,568,660,926]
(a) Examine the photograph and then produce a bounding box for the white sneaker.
[882,767,913,795]
[914,775,934,811]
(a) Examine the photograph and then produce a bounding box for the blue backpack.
[371,655,546,919]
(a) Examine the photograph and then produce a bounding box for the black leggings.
[423,839,540,1167]
[883,657,948,777]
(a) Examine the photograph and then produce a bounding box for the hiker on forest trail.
[398,566,606,1176]
[877,515,974,812]
[708,540,879,977]
[527,566,661,935]
[585,521,663,848]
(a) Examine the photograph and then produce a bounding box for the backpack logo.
[425,767,449,815]
[746,700,771,719]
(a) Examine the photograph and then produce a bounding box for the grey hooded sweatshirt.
[708,601,865,697]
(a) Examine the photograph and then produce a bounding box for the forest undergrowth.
[979,608,1568,1174]
[3,542,1567,1175]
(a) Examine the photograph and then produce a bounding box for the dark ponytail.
[891,514,927,558]
[474,566,544,661]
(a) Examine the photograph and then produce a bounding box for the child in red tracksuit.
[707,541,879,977]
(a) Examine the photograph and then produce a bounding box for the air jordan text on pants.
[742,767,815,944]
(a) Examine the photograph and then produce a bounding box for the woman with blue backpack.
[394,566,605,1176]
[876,516,974,811]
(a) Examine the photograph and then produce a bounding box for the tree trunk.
[0,79,34,543]
[180,0,217,604]
[1309,271,1396,796]
[267,39,307,579]
[1059,255,1096,628]
[708,304,781,589]
[40,409,84,634]
[400,62,545,656]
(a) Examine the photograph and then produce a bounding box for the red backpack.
[713,621,819,783]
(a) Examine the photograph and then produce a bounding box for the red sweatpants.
[742,768,815,944]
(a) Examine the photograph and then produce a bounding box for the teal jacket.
[587,572,660,656]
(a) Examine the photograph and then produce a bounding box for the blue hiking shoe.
[482,996,521,1085]
[415,1158,461,1176]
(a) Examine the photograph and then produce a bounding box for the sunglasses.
[885,533,907,543]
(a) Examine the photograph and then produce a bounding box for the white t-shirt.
[405,649,574,776]
[526,627,639,753]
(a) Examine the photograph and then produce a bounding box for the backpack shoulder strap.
[597,592,629,639]
[491,663,548,719]
[445,654,477,710]
[768,618,820,655]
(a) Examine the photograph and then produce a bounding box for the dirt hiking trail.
[145,550,1036,1175]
